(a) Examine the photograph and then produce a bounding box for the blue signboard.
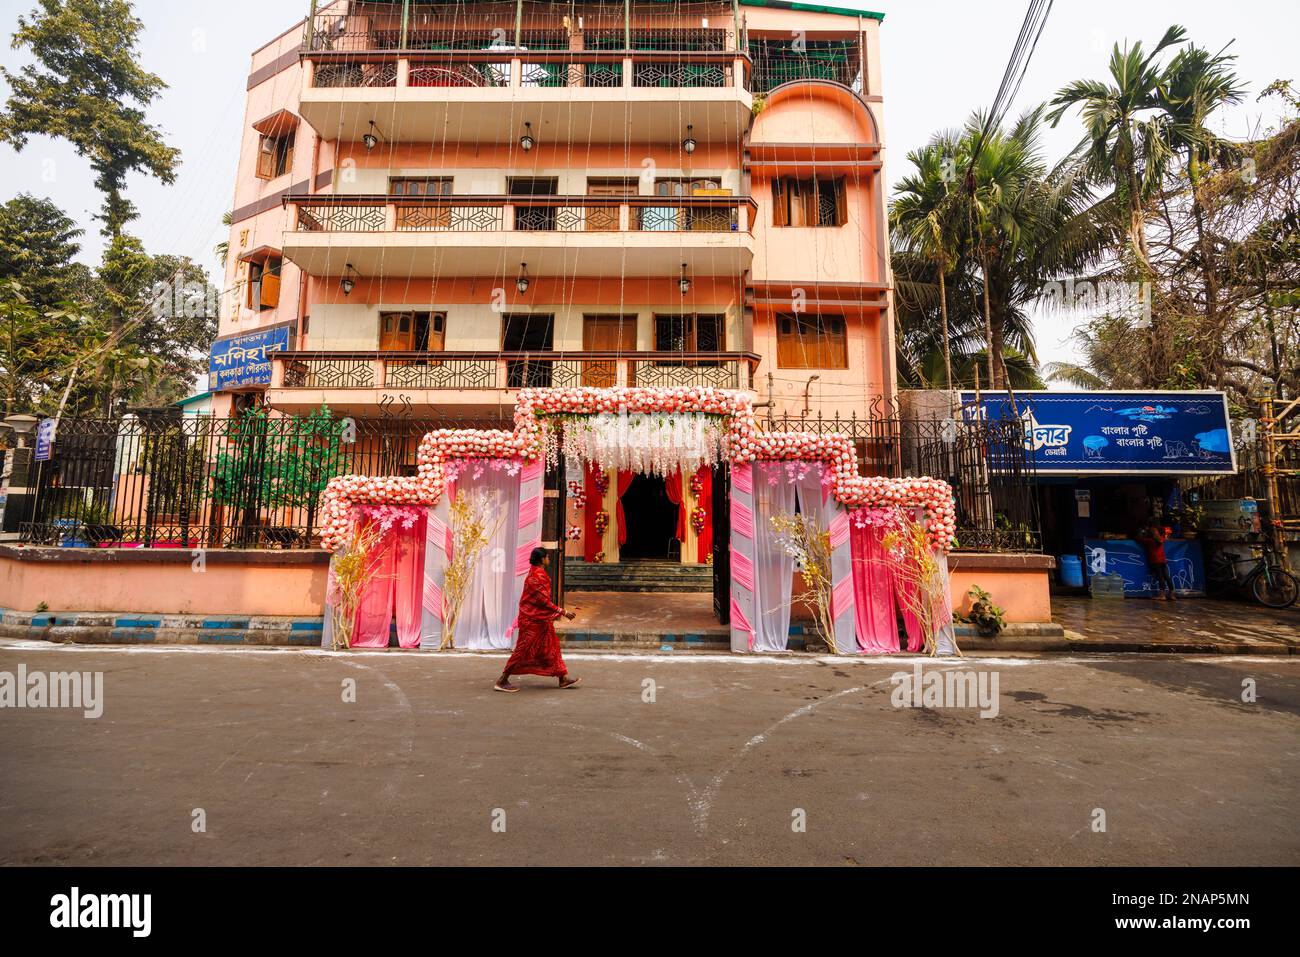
[209,323,292,390]
[960,390,1236,475]
[1084,538,1206,597]
[34,417,56,461]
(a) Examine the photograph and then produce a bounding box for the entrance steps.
[564,560,713,592]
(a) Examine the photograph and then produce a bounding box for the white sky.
[0,0,1296,374]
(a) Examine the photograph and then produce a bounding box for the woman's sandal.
[493,681,519,693]
[559,677,582,689]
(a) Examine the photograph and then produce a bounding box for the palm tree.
[891,110,1116,391]
[891,137,963,390]
[214,210,233,268]
[1160,43,1246,373]
[1047,25,1189,277]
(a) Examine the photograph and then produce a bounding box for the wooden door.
[379,312,415,351]
[586,179,634,231]
[582,315,635,386]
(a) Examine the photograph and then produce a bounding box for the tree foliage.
[0,0,180,239]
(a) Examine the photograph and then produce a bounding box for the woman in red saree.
[494,548,581,692]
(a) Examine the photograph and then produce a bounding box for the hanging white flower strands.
[562,412,727,477]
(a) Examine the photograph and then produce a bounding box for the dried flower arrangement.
[770,513,836,654]
[440,488,504,650]
[328,519,388,651]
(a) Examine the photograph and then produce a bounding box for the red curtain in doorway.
[665,470,687,542]
[616,470,633,546]
[583,465,601,562]
[693,466,713,563]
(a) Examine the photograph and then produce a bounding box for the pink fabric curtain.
[849,521,900,654]
[393,513,426,648]
[351,517,426,648]
[352,524,397,648]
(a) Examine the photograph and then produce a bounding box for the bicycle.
[1206,546,1300,608]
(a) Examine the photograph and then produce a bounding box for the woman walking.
[494,547,581,692]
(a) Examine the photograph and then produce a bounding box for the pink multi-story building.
[214,0,894,564]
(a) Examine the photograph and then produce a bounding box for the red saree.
[502,565,568,678]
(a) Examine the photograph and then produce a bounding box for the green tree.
[210,408,348,546]
[0,0,180,245]
[1047,25,1188,276]
[0,193,88,309]
[1160,42,1247,372]
[891,138,963,389]
[891,109,1115,390]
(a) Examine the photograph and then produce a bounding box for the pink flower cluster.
[317,386,957,553]
[318,475,431,550]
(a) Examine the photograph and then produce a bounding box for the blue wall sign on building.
[960,390,1237,476]
[209,323,292,391]
[1084,538,1206,596]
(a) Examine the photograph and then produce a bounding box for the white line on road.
[0,638,1293,668]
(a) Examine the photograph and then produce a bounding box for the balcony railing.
[305,49,748,92]
[288,194,754,235]
[271,351,759,393]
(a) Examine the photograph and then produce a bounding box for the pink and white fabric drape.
[452,466,523,650]
[350,514,426,648]
[848,513,955,654]
[750,467,797,652]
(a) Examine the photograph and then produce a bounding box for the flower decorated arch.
[318,386,957,553]
[318,386,959,656]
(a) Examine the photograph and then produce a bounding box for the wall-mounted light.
[362,120,380,151]
[678,262,691,296]
[682,124,697,155]
[340,263,357,296]
[519,122,535,152]
[516,262,530,294]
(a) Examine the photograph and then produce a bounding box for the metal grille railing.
[748,38,860,93]
[22,404,1038,552]
[296,204,387,232]
[763,410,1041,552]
[631,360,739,389]
[312,61,399,88]
[394,204,504,231]
[636,205,737,231]
[19,412,505,550]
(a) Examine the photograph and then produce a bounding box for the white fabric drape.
[794,469,831,529]
[752,467,797,652]
[455,468,522,650]
[931,550,959,655]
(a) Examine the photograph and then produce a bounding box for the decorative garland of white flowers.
[317,387,958,552]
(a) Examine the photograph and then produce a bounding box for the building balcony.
[281,194,756,278]
[265,350,760,416]
[298,49,752,144]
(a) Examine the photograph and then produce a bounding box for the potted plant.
[1180,504,1204,539]
[956,585,1006,637]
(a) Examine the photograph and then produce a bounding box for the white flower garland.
[560,412,727,477]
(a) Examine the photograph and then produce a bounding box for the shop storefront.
[964,390,1237,598]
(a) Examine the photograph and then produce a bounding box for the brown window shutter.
[260,272,281,308]
[771,179,789,227]
[256,137,274,178]
[834,178,847,225]
[282,141,294,177]
[801,180,818,226]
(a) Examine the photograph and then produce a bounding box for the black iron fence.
[22,407,1038,553]
[761,409,1041,552]
[20,411,505,550]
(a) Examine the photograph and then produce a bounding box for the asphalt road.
[1,640,1296,866]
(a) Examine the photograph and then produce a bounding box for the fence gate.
[712,461,730,624]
